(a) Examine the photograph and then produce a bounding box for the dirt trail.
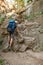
[0,50,43,65]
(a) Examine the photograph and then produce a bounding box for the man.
[2,19,18,52]
[7,19,18,51]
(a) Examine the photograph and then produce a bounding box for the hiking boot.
[8,46,11,51]
[11,47,15,52]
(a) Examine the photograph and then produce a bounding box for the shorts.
[8,31,14,39]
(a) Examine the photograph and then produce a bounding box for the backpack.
[7,20,16,33]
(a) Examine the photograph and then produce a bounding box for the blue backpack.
[7,20,16,33]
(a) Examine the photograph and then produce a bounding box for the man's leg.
[7,34,13,51]
[10,38,13,47]
[10,34,14,47]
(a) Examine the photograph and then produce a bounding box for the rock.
[18,38,24,43]
[24,36,36,48]
[2,37,9,50]
[19,44,28,52]
[13,44,20,51]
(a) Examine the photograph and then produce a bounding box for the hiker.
[7,19,18,50]
[3,19,24,52]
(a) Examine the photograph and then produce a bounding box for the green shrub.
[40,42,43,51]
[0,17,5,24]
[0,59,4,65]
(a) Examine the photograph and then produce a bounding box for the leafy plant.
[0,59,4,65]
[0,17,5,24]
[40,42,43,51]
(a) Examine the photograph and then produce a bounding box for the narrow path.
[0,50,43,65]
